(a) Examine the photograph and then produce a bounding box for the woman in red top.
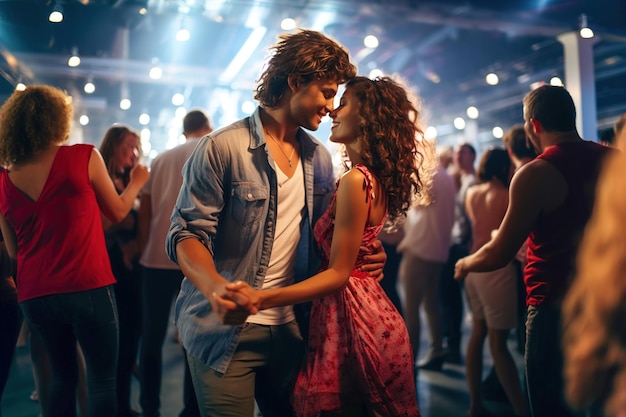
[0,85,149,417]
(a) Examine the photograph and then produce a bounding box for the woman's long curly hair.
[343,76,426,225]
[254,29,356,108]
[562,121,626,416]
[0,85,72,166]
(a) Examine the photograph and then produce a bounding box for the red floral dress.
[292,164,420,417]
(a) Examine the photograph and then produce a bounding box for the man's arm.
[166,137,256,321]
[454,160,563,278]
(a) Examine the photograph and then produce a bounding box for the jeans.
[20,285,119,417]
[140,267,199,417]
[525,305,578,417]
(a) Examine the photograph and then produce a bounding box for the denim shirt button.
[247,193,253,199]
[267,221,273,227]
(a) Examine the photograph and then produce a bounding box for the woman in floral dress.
[225,76,429,416]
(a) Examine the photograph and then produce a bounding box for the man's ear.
[529,118,542,135]
[287,75,301,92]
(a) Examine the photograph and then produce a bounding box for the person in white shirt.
[397,147,456,370]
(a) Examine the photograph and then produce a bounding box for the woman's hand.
[210,281,261,325]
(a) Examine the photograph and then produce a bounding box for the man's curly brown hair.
[343,76,425,224]
[254,29,356,108]
[0,85,72,166]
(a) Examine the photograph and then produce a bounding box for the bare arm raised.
[89,148,150,223]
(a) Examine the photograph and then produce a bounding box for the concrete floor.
[1,312,525,417]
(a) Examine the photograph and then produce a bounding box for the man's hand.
[224,281,262,311]
[454,257,469,281]
[210,293,251,325]
[362,239,387,282]
[209,281,259,325]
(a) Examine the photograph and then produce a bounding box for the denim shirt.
[166,107,335,374]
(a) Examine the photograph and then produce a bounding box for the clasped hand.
[210,281,261,325]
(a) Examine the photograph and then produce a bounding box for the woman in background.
[99,125,144,417]
[462,148,528,417]
[0,85,149,417]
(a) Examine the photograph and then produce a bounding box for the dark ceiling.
[0,0,625,152]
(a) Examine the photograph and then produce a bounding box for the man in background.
[455,86,612,417]
[138,110,212,417]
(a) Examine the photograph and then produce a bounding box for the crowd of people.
[0,27,625,417]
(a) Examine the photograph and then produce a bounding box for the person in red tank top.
[454,85,612,417]
[0,85,150,417]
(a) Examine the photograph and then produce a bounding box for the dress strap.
[352,164,376,203]
[351,164,377,226]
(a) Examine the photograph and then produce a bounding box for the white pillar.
[557,31,599,141]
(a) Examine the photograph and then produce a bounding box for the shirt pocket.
[231,182,268,226]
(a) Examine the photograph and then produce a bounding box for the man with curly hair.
[166,30,386,416]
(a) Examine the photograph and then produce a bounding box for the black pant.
[139,267,199,417]
[438,244,468,353]
[0,288,21,410]
[380,242,404,316]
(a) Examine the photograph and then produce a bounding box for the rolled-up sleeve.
[166,136,226,264]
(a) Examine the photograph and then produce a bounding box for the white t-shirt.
[247,158,305,325]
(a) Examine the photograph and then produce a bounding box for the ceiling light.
[364,35,379,49]
[466,106,479,119]
[139,113,151,125]
[281,18,296,31]
[15,83,26,91]
[579,14,594,39]
[68,48,81,67]
[425,126,437,140]
[79,115,90,126]
[149,65,163,80]
[485,73,499,85]
[172,93,185,106]
[453,117,466,130]
[368,68,384,79]
[84,80,95,94]
[492,126,504,138]
[49,4,63,23]
[120,98,131,110]
[176,28,190,42]
[550,77,563,86]
[241,101,255,114]
[138,7,147,15]
[175,106,187,119]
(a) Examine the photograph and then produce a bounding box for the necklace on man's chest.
[265,129,296,168]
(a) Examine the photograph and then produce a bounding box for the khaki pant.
[187,320,304,417]
[398,254,445,360]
